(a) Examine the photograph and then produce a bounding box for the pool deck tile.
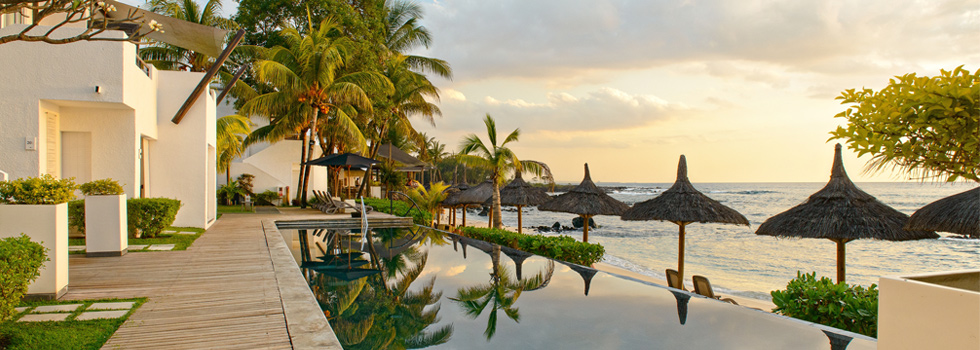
[32,304,83,313]
[64,209,368,349]
[75,310,129,320]
[18,313,71,322]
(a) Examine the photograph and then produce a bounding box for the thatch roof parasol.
[499,172,553,233]
[905,187,979,238]
[538,164,629,242]
[756,144,937,283]
[445,180,494,227]
[621,154,749,287]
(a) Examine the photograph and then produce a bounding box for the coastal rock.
[572,216,597,229]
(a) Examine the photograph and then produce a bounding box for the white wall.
[218,140,329,200]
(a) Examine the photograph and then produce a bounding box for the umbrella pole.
[517,206,523,233]
[462,206,467,227]
[582,215,590,242]
[835,238,848,284]
[677,222,688,289]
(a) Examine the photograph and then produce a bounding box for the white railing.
[0,169,7,182]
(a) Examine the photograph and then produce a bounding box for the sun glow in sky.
[165,0,979,183]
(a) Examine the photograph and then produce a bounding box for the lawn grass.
[1,298,146,350]
[68,226,204,254]
[217,205,254,214]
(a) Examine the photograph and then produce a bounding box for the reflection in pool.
[279,226,876,349]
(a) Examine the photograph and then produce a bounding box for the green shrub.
[255,190,280,205]
[458,227,606,266]
[79,178,124,196]
[0,174,77,204]
[358,197,432,226]
[217,183,242,205]
[771,272,878,338]
[0,234,48,321]
[128,198,182,238]
[68,200,85,234]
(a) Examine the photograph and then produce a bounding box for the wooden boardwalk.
[64,209,364,349]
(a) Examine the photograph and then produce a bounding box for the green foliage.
[0,234,48,321]
[358,197,432,226]
[127,198,182,238]
[405,182,449,226]
[0,174,77,204]
[236,173,255,195]
[255,190,280,205]
[458,227,605,266]
[1,298,145,349]
[830,66,979,182]
[79,179,124,196]
[217,183,242,205]
[771,272,878,338]
[377,161,408,194]
[68,200,85,234]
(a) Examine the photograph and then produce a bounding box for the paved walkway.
[64,209,364,349]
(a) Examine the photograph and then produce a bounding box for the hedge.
[79,179,124,196]
[458,226,605,266]
[771,272,878,338]
[357,197,432,226]
[68,200,86,234]
[0,234,47,321]
[0,174,77,204]
[128,198,182,238]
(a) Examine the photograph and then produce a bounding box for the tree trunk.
[296,127,309,206]
[491,176,503,229]
[300,109,321,208]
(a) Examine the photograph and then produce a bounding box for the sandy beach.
[437,211,776,311]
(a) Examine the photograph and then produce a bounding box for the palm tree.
[458,114,541,229]
[450,245,554,340]
[406,181,449,226]
[216,114,251,185]
[241,18,391,207]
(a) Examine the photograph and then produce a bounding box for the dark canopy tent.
[756,144,937,283]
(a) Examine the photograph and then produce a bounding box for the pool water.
[279,226,875,349]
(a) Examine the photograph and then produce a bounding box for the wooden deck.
[64,209,385,349]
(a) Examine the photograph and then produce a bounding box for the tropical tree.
[406,181,449,226]
[458,114,542,229]
[216,114,251,185]
[241,18,391,207]
[450,245,553,340]
[830,66,979,182]
[0,0,162,45]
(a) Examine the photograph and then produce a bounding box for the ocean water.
[458,182,979,301]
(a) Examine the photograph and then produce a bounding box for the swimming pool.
[278,225,875,349]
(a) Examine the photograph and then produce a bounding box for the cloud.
[419,0,980,81]
[427,87,688,133]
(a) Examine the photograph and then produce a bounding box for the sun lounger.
[666,269,685,290]
[692,275,738,305]
[325,194,373,216]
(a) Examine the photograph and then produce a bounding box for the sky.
[152,0,979,183]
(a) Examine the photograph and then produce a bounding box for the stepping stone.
[68,246,86,251]
[161,230,178,234]
[87,301,135,310]
[75,310,129,320]
[33,304,83,313]
[146,244,175,251]
[18,313,71,322]
[128,245,148,250]
[14,306,31,313]
[174,231,197,235]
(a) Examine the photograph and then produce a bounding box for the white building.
[0,18,217,228]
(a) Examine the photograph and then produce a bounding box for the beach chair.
[313,191,342,214]
[326,195,374,216]
[666,269,685,290]
[692,275,738,305]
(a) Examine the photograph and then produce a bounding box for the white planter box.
[0,203,68,299]
[84,195,127,257]
[879,270,980,349]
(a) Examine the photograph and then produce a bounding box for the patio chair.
[326,195,374,216]
[666,269,685,290]
[692,275,738,305]
[313,191,341,214]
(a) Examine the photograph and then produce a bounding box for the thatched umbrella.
[621,155,749,287]
[538,164,629,242]
[905,187,979,238]
[442,181,470,226]
[453,180,493,228]
[499,172,552,233]
[756,144,938,283]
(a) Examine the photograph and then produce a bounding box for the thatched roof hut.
[905,187,979,238]
[538,164,629,242]
[445,180,493,227]
[499,172,553,233]
[621,154,748,287]
[756,144,937,283]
